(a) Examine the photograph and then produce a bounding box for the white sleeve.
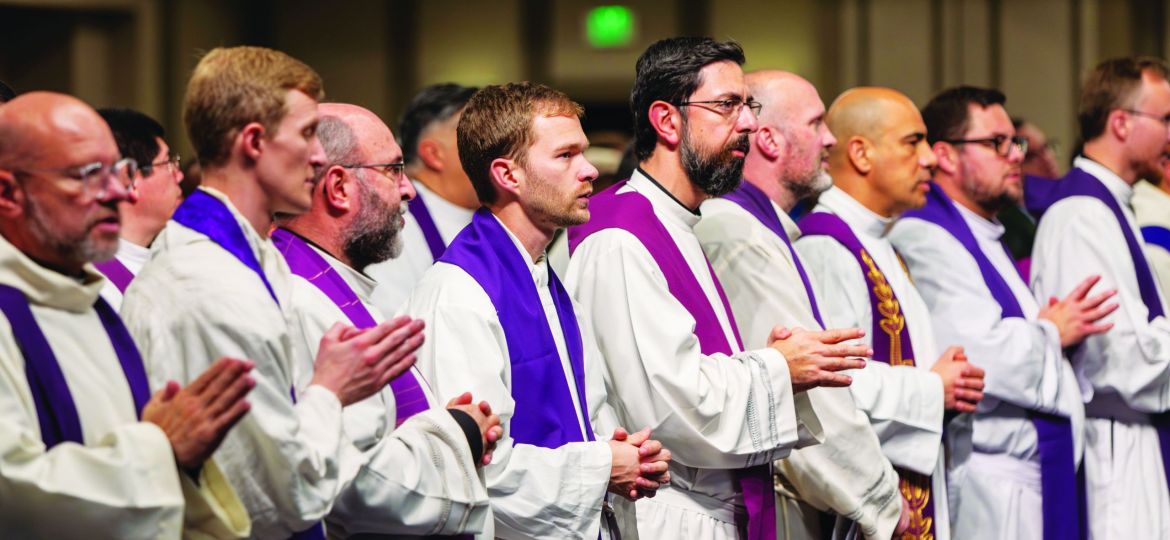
[796,235,944,474]
[404,265,612,539]
[1032,198,1170,411]
[565,230,801,469]
[891,219,1071,416]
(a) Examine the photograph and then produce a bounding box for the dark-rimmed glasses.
[675,97,762,118]
[942,135,1028,158]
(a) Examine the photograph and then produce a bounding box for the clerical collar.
[280,228,380,298]
[635,166,702,216]
[488,212,549,287]
[817,186,892,239]
[955,200,1006,242]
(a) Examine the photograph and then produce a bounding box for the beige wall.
[1,0,1166,163]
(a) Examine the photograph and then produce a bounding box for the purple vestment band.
[95,257,134,293]
[272,228,432,426]
[172,189,280,305]
[798,210,937,540]
[1026,168,1170,504]
[408,192,448,261]
[722,180,826,327]
[171,192,323,539]
[441,209,595,448]
[568,179,774,540]
[0,285,150,448]
[905,182,1085,540]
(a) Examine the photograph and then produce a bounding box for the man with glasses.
[891,85,1117,539]
[567,37,868,539]
[0,91,253,537]
[366,83,479,316]
[795,86,987,540]
[1028,56,1170,538]
[94,108,184,308]
[121,46,432,538]
[277,102,501,538]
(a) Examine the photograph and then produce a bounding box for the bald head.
[746,70,820,126]
[827,87,919,145]
[0,92,116,170]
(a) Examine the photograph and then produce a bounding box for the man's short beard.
[343,178,405,271]
[782,168,832,203]
[25,195,116,264]
[680,119,748,197]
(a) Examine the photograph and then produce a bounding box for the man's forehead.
[693,61,747,96]
[966,103,1012,132]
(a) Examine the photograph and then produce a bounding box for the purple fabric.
[904,183,1084,540]
[172,189,279,305]
[408,193,447,261]
[1026,168,1170,507]
[722,180,825,327]
[94,257,134,293]
[441,209,595,447]
[567,180,774,540]
[272,228,431,427]
[0,285,150,448]
[797,210,936,539]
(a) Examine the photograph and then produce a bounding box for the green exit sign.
[586,5,635,48]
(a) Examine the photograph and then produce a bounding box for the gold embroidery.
[861,249,932,539]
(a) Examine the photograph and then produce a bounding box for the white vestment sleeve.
[796,235,944,474]
[890,219,1070,415]
[696,201,901,540]
[405,264,612,540]
[566,230,801,469]
[1032,198,1170,411]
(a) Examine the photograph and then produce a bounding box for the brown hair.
[183,46,324,168]
[1079,56,1170,142]
[456,82,583,205]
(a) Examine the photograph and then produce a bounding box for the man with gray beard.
[695,70,903,540]
[276,102,502,538]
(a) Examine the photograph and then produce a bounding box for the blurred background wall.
[1,0,1166,166]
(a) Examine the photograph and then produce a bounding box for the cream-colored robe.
[0,232,248,538]
[122,187,362,539]
[284,240,491,538]
[696,195,901,540]
[565,171,820,540]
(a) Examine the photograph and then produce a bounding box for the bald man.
[276,102,501,537]
[794,87,986,540]
[695,71,902,540]
[0,92,252,537]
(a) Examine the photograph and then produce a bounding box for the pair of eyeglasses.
[15,158,138,198]
[942,135,1028,158]
[141,154,181,177]
[675,97,763,118]
[1121,108,1170,130]
[340,162,406,182]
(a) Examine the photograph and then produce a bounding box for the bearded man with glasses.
[1027,56,1170,539]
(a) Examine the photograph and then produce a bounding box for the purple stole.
[408,192,447,261]
[1025,167,1170,497]
[95,257,134,293]
[904,183,1085,540]
[440,209,595,448]
[797,210,937,540]
[0,285,150,447]
[722,180,825,326]
[1142,225,1170,254]
[271,229,431,426]
[567,179,777,540]
[172,191,325,540]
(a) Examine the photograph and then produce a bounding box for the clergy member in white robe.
[697,70,902,540]
[0,91,250,538]
[367,83,480,315]
[891,86,1115,539]
[405,81,673,540]
[568,38,878,540]
[1028,57,1170,538]
[122,46,426,539]
[279,103,494,537]
[795,87,986,540]
[93,107,184,309]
